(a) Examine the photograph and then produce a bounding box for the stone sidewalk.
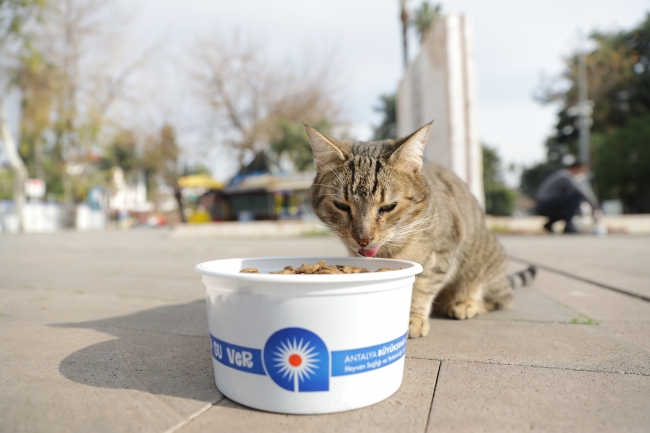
[1,230,648,432]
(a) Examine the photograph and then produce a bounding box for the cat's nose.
[355,238,372,247]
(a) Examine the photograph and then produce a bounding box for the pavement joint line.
[404,355,650,376]
[477,318,589,324]
[507,255,650,303]
[54,324,208,339]
[424,360,442,433]
[163,397,225,433]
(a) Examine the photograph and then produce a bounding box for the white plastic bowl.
[195,256,423,414]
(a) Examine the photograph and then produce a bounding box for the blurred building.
[397,14,484,206]
[108,167,152,217]
[222,152,313,221]
[192,152,313,223]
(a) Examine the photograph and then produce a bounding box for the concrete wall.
[397,15,484,206]
[0,201,106,233]
[0,201,63,233]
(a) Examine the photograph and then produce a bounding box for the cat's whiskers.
[395,223,438,234]
[396,211,441,231]
[392,222,441,243]
[394,223,434,238]
[384,230,433,246]
[299,196,341,226]
[393,211,441,238]
[393,210,438,231]
[386,236,430,246]
[394,225,439,240]
[394,236,432,242]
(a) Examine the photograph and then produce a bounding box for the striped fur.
[306,123,535,339]
[507,266,537,288]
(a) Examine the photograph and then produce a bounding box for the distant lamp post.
[567,35,592,166]
[400,0,409,69]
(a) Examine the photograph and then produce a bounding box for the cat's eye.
[379,203,397,213]
[333,201,351,212]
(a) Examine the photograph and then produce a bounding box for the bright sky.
[126,0,648,184]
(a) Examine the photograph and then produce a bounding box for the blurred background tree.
[270,118,333,172]
[483,144,516,216]
[377,1,440,141]
[0,0,46,231]
[524,13,650,213]
[102,130,140,176]
[0,0,159,226]
[142,124,185,222]
[372,93,397,140]
[193,32,340,170]
[412,1,441,42]
[16,46,58,185]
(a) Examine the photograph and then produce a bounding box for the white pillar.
[397,14,484,207]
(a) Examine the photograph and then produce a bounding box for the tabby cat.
[305,123,535,338]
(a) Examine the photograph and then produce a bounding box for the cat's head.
[306,123,432,258]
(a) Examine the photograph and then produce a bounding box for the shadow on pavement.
[52,300,220,404]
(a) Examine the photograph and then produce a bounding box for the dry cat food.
[239,260,404,275]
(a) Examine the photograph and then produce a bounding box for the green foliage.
[372,93,397,140]
[527,14,650,212]
[412,2,441,42]
[592,114,650,213]
[182,163,211,176]
[482,145,516,216]
[16,43,58,180]
[102,130,140,174]
[0,170,15,200]
[570,314,599,325]
[143,124,180,186]
[485,187,517,217]
[0,0,45,43]
[270,118,332,172]
[482,145,502,187]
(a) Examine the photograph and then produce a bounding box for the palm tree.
[413,2,441,43]
[400,0,409,69]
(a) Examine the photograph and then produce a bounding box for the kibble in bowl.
[195,256,423,415]
[240,259,404,275]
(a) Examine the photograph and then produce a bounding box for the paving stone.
[0,288,182,324]
[508,260,650,357]
[0,271,206,302]
[500,235,650,299]
[52,299,210,337]
[428,361,650,433]
[0,320,215,433]
[407,318,650,375]
[531,269,650,322]
[0,232,347,300]
[472,286,578,323]
[601,321,650,352]
[2,230,649,432]
[180,358,439,433]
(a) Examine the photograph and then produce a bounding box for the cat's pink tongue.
[358,247,380,257]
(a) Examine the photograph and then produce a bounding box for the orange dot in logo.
[289,354,302,366]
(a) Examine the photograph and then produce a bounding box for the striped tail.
[507,265,537,289]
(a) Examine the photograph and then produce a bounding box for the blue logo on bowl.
[210,329,407,393]
[263,328,329,392]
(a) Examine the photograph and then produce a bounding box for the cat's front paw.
[447,300,484,320]
[408,316,430,338]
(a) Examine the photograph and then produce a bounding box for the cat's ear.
[304,124,347,169]
[388,122,432,173]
